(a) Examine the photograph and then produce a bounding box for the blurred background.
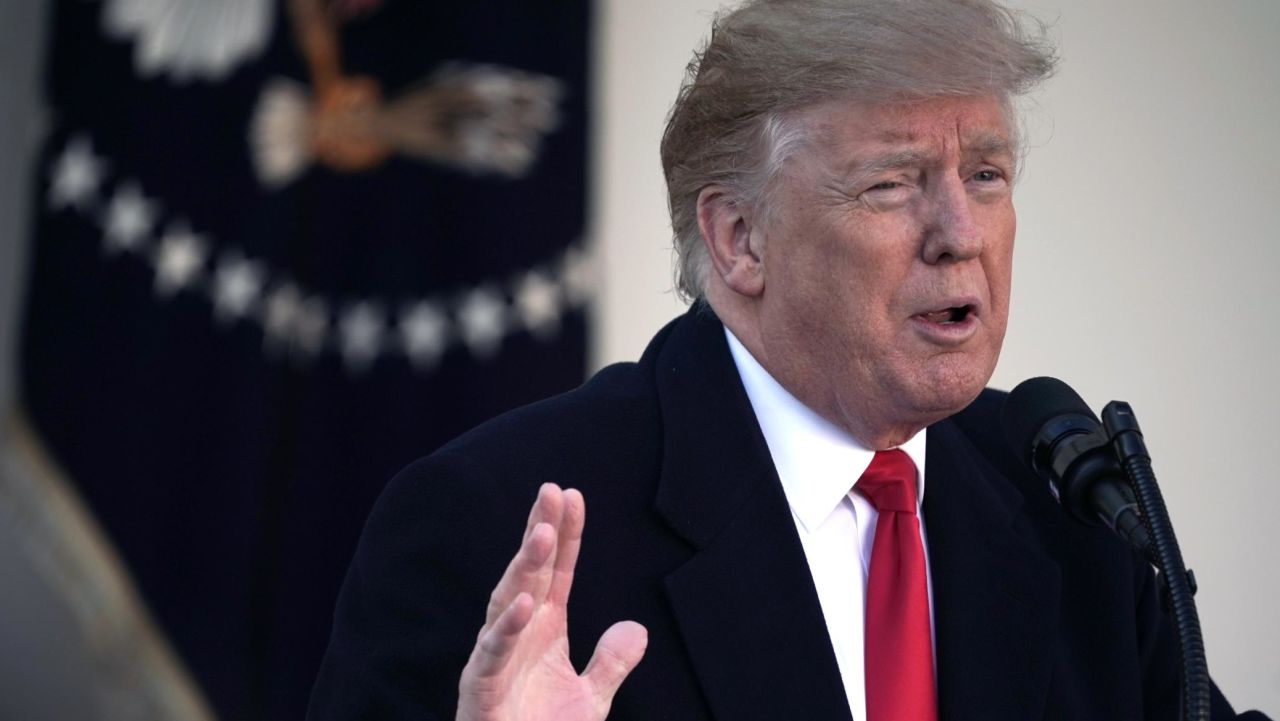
[0,1,1276,719]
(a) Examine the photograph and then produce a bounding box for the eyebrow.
[847,149,936,180]
[841,133,1015,183]
[964,132,1015,159]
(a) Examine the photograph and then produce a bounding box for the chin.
[902,358,993,422]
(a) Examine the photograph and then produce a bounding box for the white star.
[513,270,562,339]
[456,286,507,359]
[152,223,208,297]
[49,135,106,212]
[339,301,384,373]
[102,183,157,254]
[398,300,449,370]
[294,296,329,359]
[212,252,266,323]
[262,283,329,360]
[559,244,596,307]
[262,282,301,351]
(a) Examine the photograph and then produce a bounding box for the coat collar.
[652,306,854,720]
[647,307,1061,721]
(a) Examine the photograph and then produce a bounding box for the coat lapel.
[924,418,1061,721]
[651,308,853,721]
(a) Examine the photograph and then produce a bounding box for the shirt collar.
[725,328,927,533]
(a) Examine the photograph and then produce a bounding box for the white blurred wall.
[591,0,1280,712]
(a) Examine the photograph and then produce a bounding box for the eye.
[971,169,1003,182]
[855,175,916,210]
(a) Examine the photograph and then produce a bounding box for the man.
[308,1,1269,719]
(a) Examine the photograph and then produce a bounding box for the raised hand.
[456,484,648,721]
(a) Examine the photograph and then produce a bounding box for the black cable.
[1103,402,1210,721]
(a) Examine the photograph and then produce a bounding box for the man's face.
[754,94,1016,447]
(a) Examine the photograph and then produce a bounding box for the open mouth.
[918,305,973,325]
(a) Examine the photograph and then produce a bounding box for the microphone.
[1003,377,1213,721]
[1001,377,1151,554]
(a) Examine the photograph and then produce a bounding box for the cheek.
[988,251,1013,302]
[982,266,1014,356]
[983,210,1016,299]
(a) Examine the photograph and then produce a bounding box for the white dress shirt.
[724,329,935,721]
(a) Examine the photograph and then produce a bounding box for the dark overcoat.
[308,307,1264,720]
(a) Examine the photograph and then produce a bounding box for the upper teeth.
[922,307,966,324]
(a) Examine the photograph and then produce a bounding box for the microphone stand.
[1102,401,1210,721]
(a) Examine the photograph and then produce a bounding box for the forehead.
[800,95,1014,165]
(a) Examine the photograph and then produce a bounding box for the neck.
[705,289,924,450]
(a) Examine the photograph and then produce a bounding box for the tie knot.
[855,449,919,513]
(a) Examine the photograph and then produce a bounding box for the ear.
[696,186,765,298]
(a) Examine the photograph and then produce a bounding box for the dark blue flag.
[19,1,592,718]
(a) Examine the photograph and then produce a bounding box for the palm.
[487,606,597,720]
[457,485,647,721]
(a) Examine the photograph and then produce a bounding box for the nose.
[921,175,982,264]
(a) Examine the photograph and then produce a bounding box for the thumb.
[582,620,648,705]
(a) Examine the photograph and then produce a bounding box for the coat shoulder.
[384,314,687,508]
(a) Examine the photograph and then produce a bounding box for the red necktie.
[856,449,938,721]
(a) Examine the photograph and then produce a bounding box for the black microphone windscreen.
[1001,376,1099,463]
